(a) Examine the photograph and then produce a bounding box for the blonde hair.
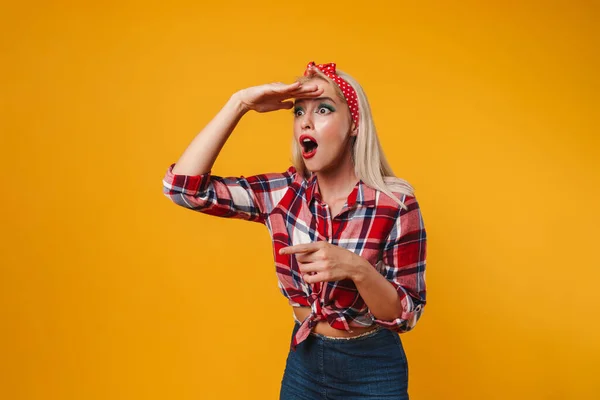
[290,68,414,210]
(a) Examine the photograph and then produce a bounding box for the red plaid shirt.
[162,163,427,351]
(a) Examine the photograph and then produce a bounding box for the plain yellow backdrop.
[1,1,598,399]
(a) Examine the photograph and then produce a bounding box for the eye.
[316,103,335,115]
[293,107,304,117]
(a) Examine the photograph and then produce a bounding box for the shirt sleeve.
[162,163,296,224]
[368,194,427,332]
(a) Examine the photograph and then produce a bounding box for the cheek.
[292,118,302,131]
[314,116,348,142]
[293,118,305,139]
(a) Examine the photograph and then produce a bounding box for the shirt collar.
[305,173,376,209]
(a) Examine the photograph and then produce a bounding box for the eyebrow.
[294,96,337,106]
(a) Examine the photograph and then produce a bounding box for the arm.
[162,163,296,224]
[352,195,427,331]
[162,81,323,223]
[170,95,248,176]
[169,81,322,176]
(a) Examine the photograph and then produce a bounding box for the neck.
[315,149,358,203]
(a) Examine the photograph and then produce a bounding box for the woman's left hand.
[279,241,367,283]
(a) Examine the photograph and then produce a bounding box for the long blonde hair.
[290,68,414,210]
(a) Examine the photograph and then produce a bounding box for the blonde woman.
[162,62,427,399]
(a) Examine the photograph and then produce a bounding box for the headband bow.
[303,61,359,127]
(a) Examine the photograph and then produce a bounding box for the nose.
[300,112,313,130]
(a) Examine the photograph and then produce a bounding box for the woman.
[162,62,427,399]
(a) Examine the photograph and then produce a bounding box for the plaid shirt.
[162,163,427,351]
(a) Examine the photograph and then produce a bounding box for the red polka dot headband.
[304,61,359,126]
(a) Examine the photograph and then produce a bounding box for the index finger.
[272,81,302,93]
[290,84,322,95]
[279,242,321,255]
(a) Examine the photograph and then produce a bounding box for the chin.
[304,160,334,174]
[302,161,319,174]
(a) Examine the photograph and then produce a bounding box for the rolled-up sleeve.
[369,195,427,332]
[162,163,295,224]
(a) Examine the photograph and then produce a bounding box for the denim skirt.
[279,320,409,399]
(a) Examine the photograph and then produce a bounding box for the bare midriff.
[292,306,378,337]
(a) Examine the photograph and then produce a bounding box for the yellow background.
[1,1,598,399]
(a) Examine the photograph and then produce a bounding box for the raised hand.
[234,81,324,113]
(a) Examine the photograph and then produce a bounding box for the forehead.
[294,77,341,103]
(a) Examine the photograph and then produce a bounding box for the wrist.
[350,257,371,283]
[229,92,250,116]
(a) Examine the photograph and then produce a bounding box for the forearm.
[351,259,403,321]
[171,93,248,176]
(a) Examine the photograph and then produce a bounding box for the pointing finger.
[279,243,320,255]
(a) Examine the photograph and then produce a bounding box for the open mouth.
[300,134,318,158]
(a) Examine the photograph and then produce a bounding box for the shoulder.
[281,165,306,186]
[284,165,299,179]
[245,165,298,187]
[374,177,419,214]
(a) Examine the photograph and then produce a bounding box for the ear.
[350,121,358,136]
